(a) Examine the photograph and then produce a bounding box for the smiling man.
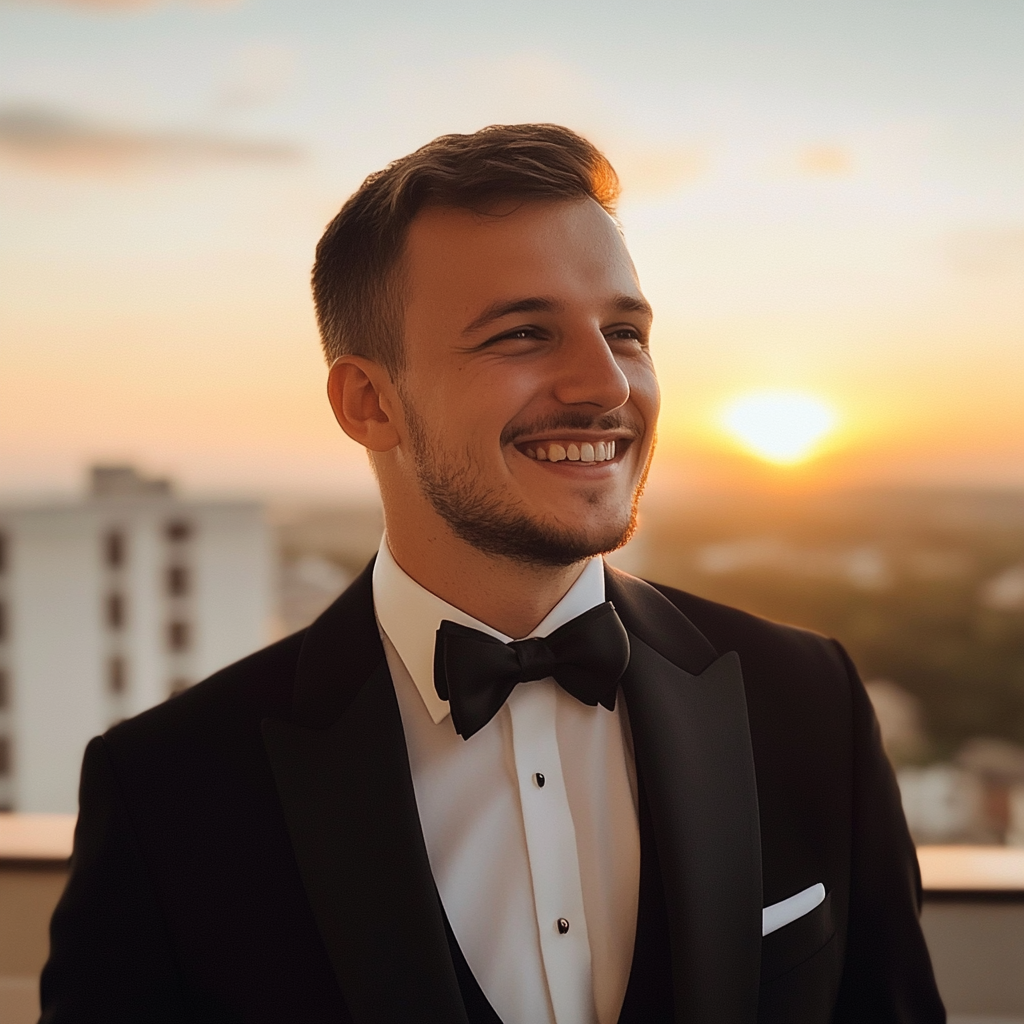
[42,125,943,1024]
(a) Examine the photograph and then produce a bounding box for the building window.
[104,531,125,568]
[0,669,7,709]
[168,621,190,652]
[106,593,125,630]
[0,737,10,776]
[167,565,189,597]
[169,678,190,698]
[166,521,192,543]
[108,656,126,695]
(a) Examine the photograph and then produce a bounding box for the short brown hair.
[311,124,620,375]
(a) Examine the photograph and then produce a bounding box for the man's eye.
[489,327,542,345]
[607,328,643,343]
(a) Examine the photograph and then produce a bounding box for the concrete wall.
[922,897,1024,1022]
[0,864,66,1024]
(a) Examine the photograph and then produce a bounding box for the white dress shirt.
[373,541,641,1024]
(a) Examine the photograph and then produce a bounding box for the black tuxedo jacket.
[41,562,944,1023]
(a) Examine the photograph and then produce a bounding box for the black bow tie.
[433,602,631,740]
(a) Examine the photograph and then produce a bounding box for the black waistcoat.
[442,773,674,1024]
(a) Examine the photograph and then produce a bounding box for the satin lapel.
[261,559,467,1024]
[606,568,762,1024]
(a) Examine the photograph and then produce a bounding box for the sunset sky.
[1,0,1022,499]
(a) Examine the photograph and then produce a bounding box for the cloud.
[947,227,1024,277]
[797,144,853,178]
[7,0,236,10]
[608,145,706,199]
[216,42,297,111]
[0,106,300,175]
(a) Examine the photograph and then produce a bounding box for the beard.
[402,400,654,568]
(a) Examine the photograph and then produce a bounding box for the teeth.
[524,440,621,463]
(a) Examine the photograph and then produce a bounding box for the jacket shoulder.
[645,580,851,688]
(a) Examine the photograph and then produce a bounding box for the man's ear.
[327,356,401,452]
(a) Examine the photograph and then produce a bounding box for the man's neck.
[383,522,590,640]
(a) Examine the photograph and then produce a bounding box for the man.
[41,124,944,1023]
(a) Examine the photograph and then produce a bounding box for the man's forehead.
[404,199,640,297]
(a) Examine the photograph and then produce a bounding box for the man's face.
[393,198,659,567]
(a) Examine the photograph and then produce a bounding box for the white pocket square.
[762,883,826,936]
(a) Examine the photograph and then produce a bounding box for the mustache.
[500,411,643,447]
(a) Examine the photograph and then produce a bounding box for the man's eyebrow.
[462,297,561,335]
[611,294,654,318]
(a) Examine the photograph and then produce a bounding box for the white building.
[0,466,273,813]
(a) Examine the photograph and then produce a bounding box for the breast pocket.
[760,891,835,984]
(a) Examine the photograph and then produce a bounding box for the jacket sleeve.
[39,736,191,1024]
[831,642,946,1024]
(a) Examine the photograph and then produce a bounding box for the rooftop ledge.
[0,814,77,863]
[3,813,1024,893]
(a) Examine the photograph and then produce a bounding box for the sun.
[720,391,838,466]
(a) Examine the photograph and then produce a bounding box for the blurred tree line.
[641,488,1024,761]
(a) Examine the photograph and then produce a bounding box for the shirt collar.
[372,538,606,725]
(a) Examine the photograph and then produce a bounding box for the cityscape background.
[1,1,1023,846]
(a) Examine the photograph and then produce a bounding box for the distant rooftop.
[89,465,173,499]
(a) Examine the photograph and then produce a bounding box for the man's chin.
[408,427,640,568]
[466,509,635,569]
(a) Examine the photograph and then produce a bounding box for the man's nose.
[550,327,630,412]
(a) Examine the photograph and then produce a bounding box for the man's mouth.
[514,439,627,463]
